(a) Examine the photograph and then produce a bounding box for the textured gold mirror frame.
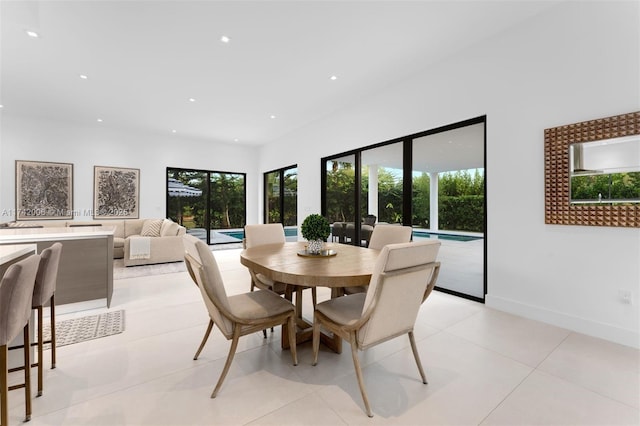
[544,111,640,227]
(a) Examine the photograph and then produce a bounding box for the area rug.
[113,259,186,280]
[42,310,125,348]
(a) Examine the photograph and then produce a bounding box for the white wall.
[0,115,259,224]
[259,1,640,347]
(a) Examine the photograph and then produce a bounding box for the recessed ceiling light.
[25,30,39,38]
[79,74,88,80]
[220,35,231,43]
[97,118,103,122]
[270,115,276,119]
[171,129,177,134]
[0,105,3,109]
[330,75,337,81]
[233,138,239,142]
[189,98,196,102]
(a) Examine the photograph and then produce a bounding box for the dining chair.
[244,224,288,295]
[0,254,40,425]
[244,224,317,335]
[312,240,441,417]
[182,234,298,398]
[182,237,213,361]
[343,224,413,295]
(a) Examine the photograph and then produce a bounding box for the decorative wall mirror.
[545,111,639,227]
[569,135,640,204]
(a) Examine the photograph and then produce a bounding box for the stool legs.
[2,325,34,424]
[23,325,32,421]
[36,307,43,397]
[34,294,57,397]
[1,345,8,426]
[49,294,56,369]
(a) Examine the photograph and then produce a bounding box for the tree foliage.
[167,169,245,230]
[570,172,640,202]
[326,166,485,232]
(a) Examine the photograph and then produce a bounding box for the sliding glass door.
[264,165,298,240]
[324,155,357,244]
[167,168,246,245]
[265,165,297,226]
[322,117,486,301]
[412,121,485,300]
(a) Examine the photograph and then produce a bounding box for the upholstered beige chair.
[183,234,298,398]
[244,224,288,295]
[0,254,40,425]
[312,240,441,417]
[244,224,316,335]
[344,224,413,295]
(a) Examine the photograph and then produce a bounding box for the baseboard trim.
[486,295,639,349]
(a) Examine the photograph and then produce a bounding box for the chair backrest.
[183,234,203,286]
[32,242,62,307]
[182,234,234,337]
[358,240,441,349]
[367,225,413,250]
[0,254,40,345]
[363,215,376,226]
[244,224,285,248]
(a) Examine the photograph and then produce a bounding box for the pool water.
[412,231,482,242]
[218,227,298,240]
[219,228,480,242]
[219,231,244,240]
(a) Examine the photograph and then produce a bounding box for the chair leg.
[193,320,214,360]
[50,294,56,369]
[211,327,241,398]
[287,315,298,366]
[1,345,8,426]
[408,331,427,384]
[37,305,44,396]
[23,325,32,421]
[349,333,372,417]
[311,288,317,308]
[311,315,321,366]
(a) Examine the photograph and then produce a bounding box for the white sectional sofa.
[4,218,186,267]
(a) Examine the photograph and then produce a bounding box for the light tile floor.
[5,248,640,425]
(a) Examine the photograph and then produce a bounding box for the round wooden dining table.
[240,241,380,353]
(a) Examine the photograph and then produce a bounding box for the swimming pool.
[218,227,298,241]
[219,228,480,242]
[412,230,483,242]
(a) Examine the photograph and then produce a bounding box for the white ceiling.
[1,1,560,146]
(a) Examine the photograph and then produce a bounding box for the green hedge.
[438,195,484,232]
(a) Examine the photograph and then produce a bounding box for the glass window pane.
[209,172,245,232]
[412,122,485,299]
[283,167,297,226]
[266,171,281,223]
[361,142,404,224]
[325,155,356,244]
[167,169,207,242]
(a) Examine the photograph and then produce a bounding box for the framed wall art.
[94,166,140,219]
[16,160,74,220]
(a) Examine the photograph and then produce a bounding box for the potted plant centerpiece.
[301,214,330,254]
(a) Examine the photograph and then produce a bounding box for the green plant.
[301,214,330,241]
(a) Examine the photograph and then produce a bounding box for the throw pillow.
[160,218,179,237]
[140,219,163,237]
